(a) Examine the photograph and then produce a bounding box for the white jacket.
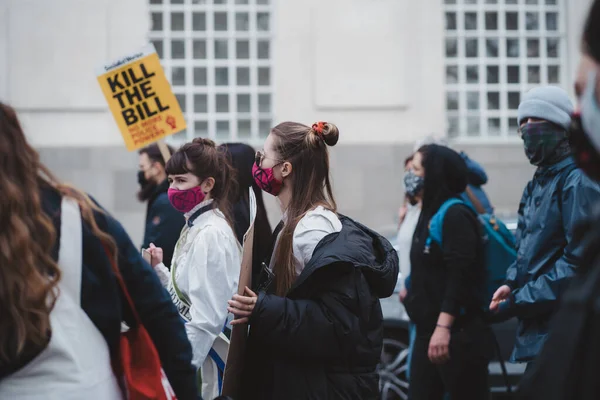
[155,199,241,369]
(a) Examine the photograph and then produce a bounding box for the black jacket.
[404,202,486,335]
[142,180,185,268]
[241,215,399,400]
[36,185,197,399]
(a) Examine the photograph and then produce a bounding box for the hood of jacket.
[289,215,399,299]
[461,152,489,186]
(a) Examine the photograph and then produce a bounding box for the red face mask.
[167,186,206,213]
[252,162,283,196]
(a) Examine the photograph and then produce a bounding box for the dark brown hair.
[0,103,118,367]
[166,138,237,226]
[139,143,175,168]
[270,121,339,295]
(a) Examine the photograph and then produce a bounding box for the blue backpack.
[425,198,517,306]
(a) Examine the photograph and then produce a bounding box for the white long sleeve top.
[396,203,421,291]
[269,206,343,276]
[154,199,241,369]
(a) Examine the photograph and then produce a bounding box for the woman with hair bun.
[227,121,399,400]
[149,138,241,400]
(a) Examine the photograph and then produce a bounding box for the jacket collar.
[185,199,215,227]
[535,156,575,178]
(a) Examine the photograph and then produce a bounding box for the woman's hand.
[428,326,451,365]
[399,288,408,303]
[228,286,258,325]
[148,243,163,268]
[489,285,512,312]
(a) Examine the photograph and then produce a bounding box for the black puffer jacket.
[241,216,399,400]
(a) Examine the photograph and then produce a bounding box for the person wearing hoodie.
[460,152,494,214]
[403,144,493,400]
[138,144,185,268]
[227,121,399,400]
[489,86,600,370]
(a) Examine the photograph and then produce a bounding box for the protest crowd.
[1,1,600,400]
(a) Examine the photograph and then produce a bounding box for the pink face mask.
[167,186,206,213]
[252,163,283,196]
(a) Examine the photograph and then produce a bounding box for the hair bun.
[318,122,339,147]
[192,137,216,148]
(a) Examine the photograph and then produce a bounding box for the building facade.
[0,0,593,244]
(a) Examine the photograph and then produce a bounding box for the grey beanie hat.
[517,86,574,130]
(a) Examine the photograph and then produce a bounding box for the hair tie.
[312,121,326,140]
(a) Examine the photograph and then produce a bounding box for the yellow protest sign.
[96,44,186,151]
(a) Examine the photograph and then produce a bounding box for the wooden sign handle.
[157,140,171,163]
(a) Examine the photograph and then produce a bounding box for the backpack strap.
[425,198,466,251]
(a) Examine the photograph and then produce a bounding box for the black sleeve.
[248,266,366,362]
[103,213,197,399]
[440,205,480,317]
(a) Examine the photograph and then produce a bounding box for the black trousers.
[408,322,493,400]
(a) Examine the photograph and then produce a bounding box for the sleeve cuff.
[249,291,267,325]
[153,262,170,288]
[440,298,459,317]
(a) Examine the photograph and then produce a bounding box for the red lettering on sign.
[166,116,176,129]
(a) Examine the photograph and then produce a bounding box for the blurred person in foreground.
[219,143,273,285]
[517,1,600,398]
[138,143,185,269]
[0,103,196,398]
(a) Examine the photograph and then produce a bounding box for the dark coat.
[142,180,185,268]
[241,216,399,400]
[501,157,600,362]
[38,185,197,399]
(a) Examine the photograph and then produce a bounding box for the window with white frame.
[148,0,273,143]
[444,0,566,139]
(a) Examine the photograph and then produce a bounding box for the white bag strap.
[58,197,83,303]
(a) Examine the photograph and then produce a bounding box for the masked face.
[403,169,424,198]
[137,154,161,202]
[167,186,206,213]
[137,168,158,202]
[520,121,570,166]
[252,143,285,196]
[253,162,283,196]
[570,70,600,181]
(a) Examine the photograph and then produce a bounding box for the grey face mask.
[581,70,600,154]
[403,170,424,198]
